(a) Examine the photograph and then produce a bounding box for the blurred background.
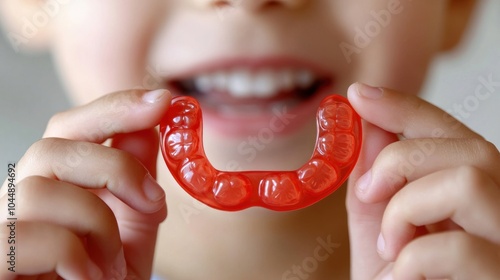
[1,0,499,166]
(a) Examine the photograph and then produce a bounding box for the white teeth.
[212,71,227,91]
[296,69,314,88]
[228,69,254,98]
[194,74,213,93]
[254,69,279,98]
[191,68,319,99]
[279,69,294,90]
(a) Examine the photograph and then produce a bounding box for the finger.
[346,121,399,280]
[391,231,500,280]
[379,166,500,261]
[11,138,165,214]
[96,183,166,280]
[356,137,500,202]
[347,83,481,139]
[28,272,59,280]
[43,89,171,143]
[0,176,125,278]
[0,221,104,280]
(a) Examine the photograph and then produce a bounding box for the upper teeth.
[193,68,316,99]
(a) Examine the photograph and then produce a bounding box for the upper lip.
[166,56,333,80]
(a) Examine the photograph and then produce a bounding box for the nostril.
[212,0,285,11]
[213,0,232,8]
[263,1,282,9]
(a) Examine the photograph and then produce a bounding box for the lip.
[165,56,335,137]
[166,56,333,81]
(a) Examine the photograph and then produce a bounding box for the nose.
[194,0,307,11]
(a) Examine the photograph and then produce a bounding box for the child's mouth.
[167,58,334,136]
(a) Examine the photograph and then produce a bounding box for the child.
[1,0,499,279]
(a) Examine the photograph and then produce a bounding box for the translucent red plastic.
[160,95,362,211]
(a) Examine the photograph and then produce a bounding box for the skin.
[1,0,499,279]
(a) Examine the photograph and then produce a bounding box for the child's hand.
[346,83,500,279]
[0,89,171,280]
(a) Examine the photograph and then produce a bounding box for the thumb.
[346,120,398,279]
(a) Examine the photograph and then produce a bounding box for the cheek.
[338,1,447,94]
[52,0,164,104]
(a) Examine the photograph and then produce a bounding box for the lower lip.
[200,86,334,138]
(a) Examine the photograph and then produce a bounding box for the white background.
[1,0,499,166]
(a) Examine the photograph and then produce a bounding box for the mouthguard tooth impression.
[160,95,362,211]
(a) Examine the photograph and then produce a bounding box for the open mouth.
[166,59,334,135]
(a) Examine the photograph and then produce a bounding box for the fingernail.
[143,173,165,202]
[377,232,386,254]
[143,89,167,104]
[87,260,104,280]
[356,83,383,99]
[381,271,393,280]
[110,247,127,280]
[356,169,372,194]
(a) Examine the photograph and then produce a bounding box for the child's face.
[50,0,450,169]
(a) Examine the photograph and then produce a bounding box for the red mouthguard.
[160,95,362,211]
